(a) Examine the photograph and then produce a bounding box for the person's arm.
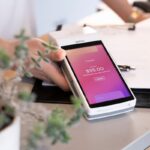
[103,0,150,23]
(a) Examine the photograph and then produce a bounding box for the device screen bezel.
[62,40,134,108]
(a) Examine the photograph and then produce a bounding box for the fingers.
[27,38,69,90]
[30,68,48,81]
[27,38,46,53]
[50,49,66,62]
[39,34,58,46]
[38,60,69,91]
[28,38,66,62]
[144,13,150,20]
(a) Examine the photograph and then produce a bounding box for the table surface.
[20,80,150,150]
[52,106,150,150]
[22,100,150,150]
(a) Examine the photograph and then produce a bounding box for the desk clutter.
[32,79,150,108]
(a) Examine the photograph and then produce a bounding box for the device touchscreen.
[63,41,134,108]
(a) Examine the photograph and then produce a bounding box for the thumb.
[50,49,66,62]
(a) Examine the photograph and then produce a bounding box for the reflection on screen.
[67,44,131,105]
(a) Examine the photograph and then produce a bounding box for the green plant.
[28,96,84,150]
[0,30,35,130]
[0,30,84,149]
[0,105,15,130]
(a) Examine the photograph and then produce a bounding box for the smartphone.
[61,40,136,120]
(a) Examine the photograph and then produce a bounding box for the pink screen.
[67,45,131,105]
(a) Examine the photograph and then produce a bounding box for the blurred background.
[0,0,149,39]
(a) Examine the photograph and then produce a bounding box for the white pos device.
[61,40,136,120]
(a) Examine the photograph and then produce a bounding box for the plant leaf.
[0,49,11,68]
[31,57,41,68]
[18,91,36,102]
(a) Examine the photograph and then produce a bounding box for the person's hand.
[133,12,150,23]
[128,8,150,23]
[140,13,150,21]
[27,38,69,91]
[0,38,69,91]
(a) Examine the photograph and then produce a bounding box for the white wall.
[34,0,99,35]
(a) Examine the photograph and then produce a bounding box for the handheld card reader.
[61,40,136,120]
